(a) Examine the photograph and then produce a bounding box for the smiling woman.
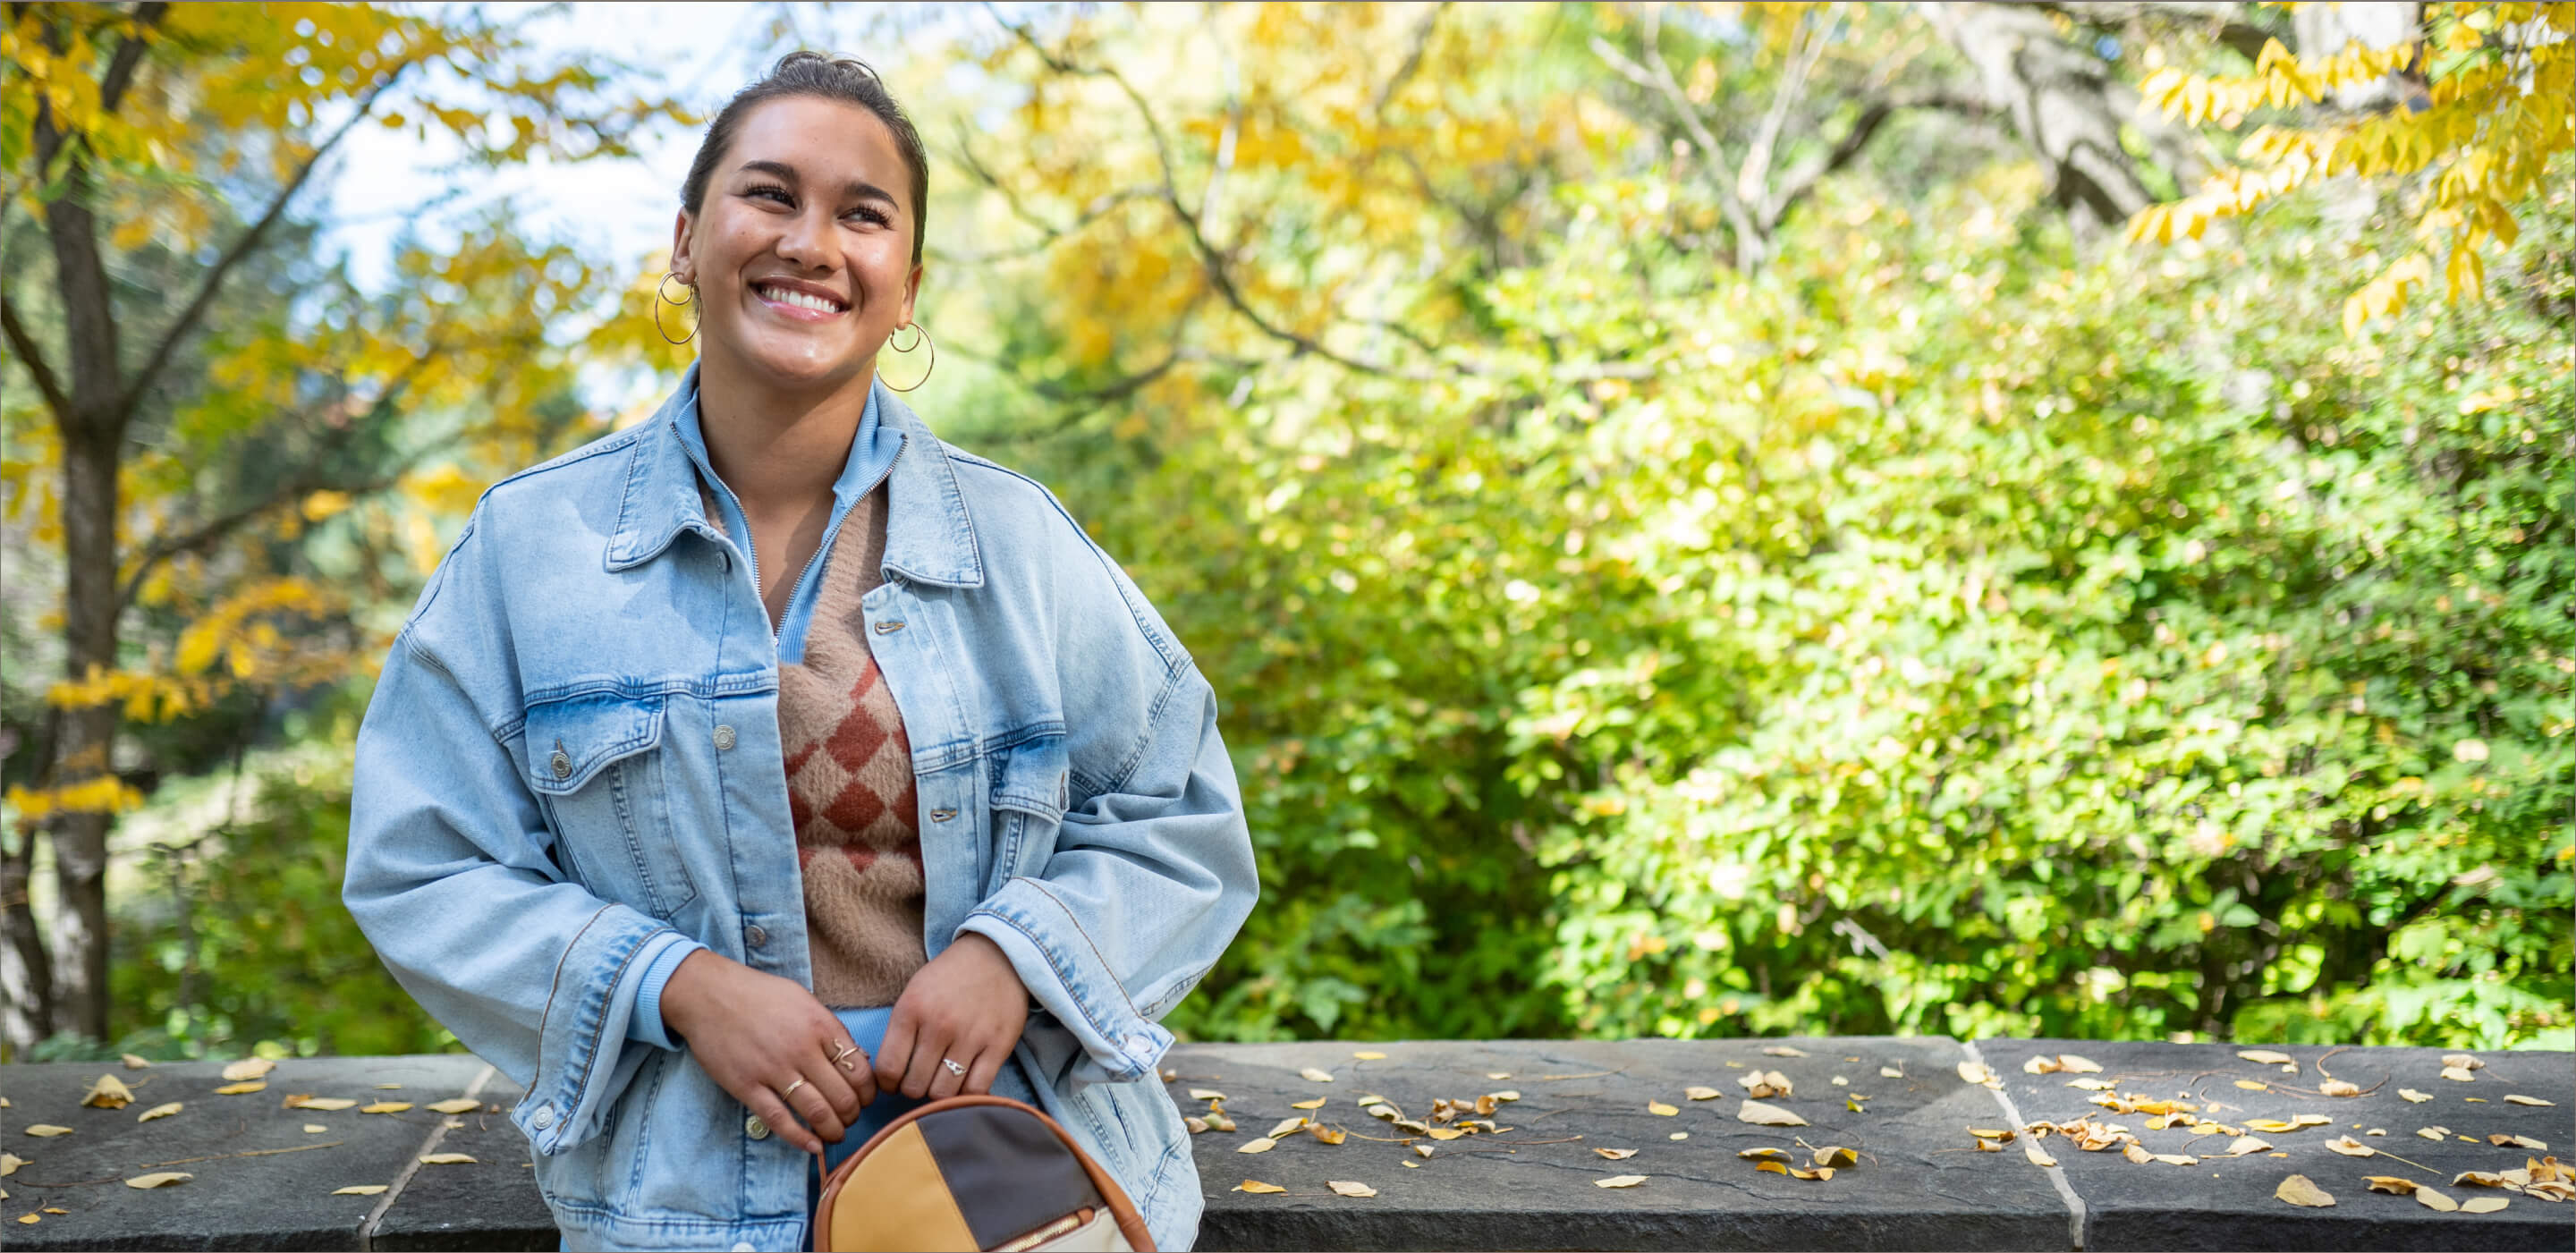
[344,50,1256,1253]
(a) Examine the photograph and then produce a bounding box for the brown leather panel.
[917,1104,1101,1249]
[827,1122,980,1252]
[816,1095,1156,1253]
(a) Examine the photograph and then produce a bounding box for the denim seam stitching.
[968,896,1129,1063]
[1019,876,1148,1032]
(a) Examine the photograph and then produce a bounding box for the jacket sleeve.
[953,521,1259,1087]
[343,527,694,1156]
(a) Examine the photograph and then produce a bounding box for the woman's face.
[673,96,921,395]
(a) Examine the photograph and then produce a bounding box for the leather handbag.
[812,1094,1157,1252]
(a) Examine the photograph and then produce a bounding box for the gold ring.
[830,1042,860,1071]
[782,1078,809,1098]
[942,1057,966,1077]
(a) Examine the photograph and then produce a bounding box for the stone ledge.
[3,1038,2566,1250]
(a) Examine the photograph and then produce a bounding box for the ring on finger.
[941,1057,967,1078]
[829,1042,860,1071]
[783,1077,809,1098]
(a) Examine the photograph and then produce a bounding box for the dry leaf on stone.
[1647,1101,1680,1116]
[415,1153,476,1164]
[360,1102,412,1114]
[2290,1114,2333,1128]
[123,1173,191,1189]
[1880,1066,1902,1079]
[2418,1126,2452,1140]
[1412,1144,1433,1158]
[1352,1051,1386,1061]
[2461,1196,2509,1214]
[14,1215,36,1225]
[1956,1062,1996,1086]
[1595,1174,1648,1189]
[1738,1100,1806,1127]
[2504,1095,2555,1106]
[1309,1125,1348,1146]
[1233,1181,1285,1194]
[2068,1078,2117,1091]
[303,1124,327,1134]
[1427,1128,1463,1141]
[1289,1098,1326,1111]
[1204,1113,1235,1132]
[427,1098,480,1115]
[2024,1055,2061,1074]
[221,1058,275,1082]
[1968,1128,2017,1144]
[2324,1136,2374,1157]
[2453,1171,2506,1188]
[2443,1066,2478,1082]
[135,1103,182,1123]
[2399,1088,2432,1103]
[1326,1181,1376,1198]
[2235,1080,2269,1090]
[2416,1186,2460,1212]
[23,1126,72,1138]
[2238,1050,2294,1066]
[1266,1117,1308,1139]
[213,1081,266,1096]
[2223,1137,2274,1156]
[2275,1174,2334,1207]
[1813,1146,1858,1168]
[2245,1119,2297,1132]
[333,1186,390,1197]
[0,1155,21,1176]
[1188,1088,1224,1102]
[1236,1138,1276,1155]
[1184,1117,1208,1134]
[2364,1176,2419,1195]
[2122,1143,2155,1164]
[2442,1053,2485,1071]
[81,1074,135,1109]
[2318,1079,2362,1097]
[2057,1055,2102,1073]
[121,1054,152,1070]
[2493,1134,2548,1150]
[1299,1068,1335,1083]
[1487,1090,1521,1103]
[1487,1071,1511,1079]
[1392,1119,1429,1134]
[287,1096,356,1111]
[1739,1147,1792,1159]
[2021,1140,2060,1168]
[373,1084,402,1090]
[1596,1148,1640,1160]
[1683,1086,1722,1101]
[1762,1046,1807,1057]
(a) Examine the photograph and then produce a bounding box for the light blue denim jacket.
[344,368,1258,1251]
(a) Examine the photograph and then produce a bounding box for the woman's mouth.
[752,282,848,317]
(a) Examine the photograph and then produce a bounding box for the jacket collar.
[606,365,985,588]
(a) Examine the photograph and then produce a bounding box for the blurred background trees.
[2,1,2566,1063]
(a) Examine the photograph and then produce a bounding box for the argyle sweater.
[704,482,928,1007]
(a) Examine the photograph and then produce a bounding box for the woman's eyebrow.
[737,159,899,213]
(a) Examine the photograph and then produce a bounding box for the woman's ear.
[899,260,923,326]
[670,209,698,284]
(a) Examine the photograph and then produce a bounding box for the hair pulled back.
[681,51,930,268]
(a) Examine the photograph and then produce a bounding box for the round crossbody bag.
[811,1093,1157,1252]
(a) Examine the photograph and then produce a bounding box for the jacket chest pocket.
[989,738,1069,885]
[523,694,699,919]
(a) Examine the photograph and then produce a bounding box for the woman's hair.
[680,51,931,268]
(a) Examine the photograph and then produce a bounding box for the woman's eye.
[846,207,889,226]
[747,185,792,205]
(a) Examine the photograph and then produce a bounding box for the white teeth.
[758,284,841,313]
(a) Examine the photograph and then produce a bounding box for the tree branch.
[1589,28,1765,270]
[1767,89,1996,224]
[2042,2,2282,64]
[1372,2,1450,114]
[97,2,171,114]
[114,59,414,428]
[0,295,72,422]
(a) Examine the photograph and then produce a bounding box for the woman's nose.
[775,208,834,270]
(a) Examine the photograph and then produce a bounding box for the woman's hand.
[660,950,878,1156]
[877,932,1030,1101]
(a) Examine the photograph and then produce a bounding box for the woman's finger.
[874,1012,917,1099]
[962,1044,1005,1098]
[822,1035,877,1110]
[918,1029,968,1101]
[748,1088,822,1157]
[804,1048,865,1129]
[786,1071,848,1146]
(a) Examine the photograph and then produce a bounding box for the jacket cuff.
[957,878,1172,1084]
[513,908,694,1154]
[625,936,707,1051]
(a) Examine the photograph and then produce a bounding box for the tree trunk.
[0,817,53,1055]
[1924,2,2157,236]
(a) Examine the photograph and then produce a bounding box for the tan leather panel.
[1026,1208,1132,1252]
[830,1122,980,1252]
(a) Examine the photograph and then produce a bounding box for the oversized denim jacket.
[344,373,1258,1251]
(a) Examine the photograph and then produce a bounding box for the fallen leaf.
[2025,1142,2059,1167]
[1846,1096,1866,1113]
[1352,1051,1386,1061]
[2324,1136,2374,1157]
[1233,1181,1285,1194]
[303,1124,328,1134]
[1737,1100,1807,1127]
[1486,1072,1511,1079]
[42,1207,64,1215]
[135,1102,182,1123]
[1683,1086,1722,1101]
[1880,1066,1902,1079]
[2235,1079,2269,1090]
[1596,1147,1640,1160]
[1594,1174,1648,1189]
[1968,1128,2017,1143]
[15,1215,36,1225]
[1813,1146,1858,1168]
[2505,1095,2555,1106]
[2067,1078,2117,1091]
[22,1126,72,1139]
[2453,1171,2506,1188]
[2443,1066,2478,1082]
[1203,1113,1235,1132]
[2024,1055,2062,1074]
[2289,1114,2333,1129]
[1401,1159,1419,1168]
[2275,1174,2334,1207]
[2460,1196,2509,1214]
[1427,1128,1463,1141]
[2223,1137,2274,1156]
[1188,1089,1225,1102]
[2364,1175,2419,1195]
[1299,1068,1335,1083]
[2245,1119,2296,1132]
[1391,1119,1428,1134]
[2318,1079,2362,1097]
[123,1173,191,1189]
[1487,1090,1521,1102]
[426,1098,480,1115]
[121,1054,152,1071]
[213,1081,267,1096]
[2367,1128,2385,1136]
[1326,1180,1376,1198]
[1739,1147,1791,1160]
[2056,1054,2102,1073]
[360,1102,412,1115]
[373,1084,402,1090]
[1308,1124,1350,1146]
[1266,1117,1307,1139]
[2399,1088,2432,1103]
[1647,1101,1679,1116]
[2122,1143,2155,1164]
[221,1058,275,1082]
[81,1074,135,1110]
[2416,1187,2460,1212]
[333,1185,390,1197]
[1831,1076,1848,1086]
[287,1096,357,1111]
[1956,1062,1996,1086]
[2495,1134,2549,1150]
[2237,1050,2294,1066]
[1236,1138,1276,1155]
[2418,1126,2452,1140]
[1184,1116,1208,1134]
[1762,1046,1807,1057]
[1412,1144,1434,1158]
[415,1153,477,1164]
[0,1156,20,1177]
[2442,1053,2485,1071]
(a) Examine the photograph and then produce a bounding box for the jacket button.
[530,1103,556,1130]
[928,808,956,823]
[744,924,768,949]
[549,749,572,780]
[713,724,737,751]
[873,620,905,634]
[744,1114,771,1140]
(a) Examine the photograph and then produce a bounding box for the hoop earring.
[882,322,935,392]
[654,272,699,346]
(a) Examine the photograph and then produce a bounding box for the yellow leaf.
[1308,1124,1347,1146]
[2056,1054,2103,1073]
[1761,1046,1807,1057]
[2443,1066,2478,1082]
[2461,1195,2508,1214]
[23,1126,72,1138]
[1326,1180,1377,1198]
[288,1097,357,1111]
[1738,1147,1791,1159]
[1594,1174,1648,1189]
[2026,1143,2058,1167]
[1683,1086,1722,1101]
[2275,1174,2334,1207]
[1427,1128,1463,1140]
[332,1185,390,1196]
[2400,1088,2432,1103]
[81,1074,135,1109]
[414,1153,476,1164]
[1290,1097,1326,1111]
[1265,1118,1307,1139]
[1299,1068,1335,1083]
[135,1102,182,1123]
[1595,1147,1639,1160]
[1647,1101,1679,1116]
[221,1058,275,1082]
[2236,1080,2269,1090]
[1737,1100,1806,1127]
[2325,1136,2374,1157]
[1351,1051,1386,1061]
[1,1154,26,1175]
[2365,1175,2419,1196]
[213,1081,267,1096]
[361,1102,413,1114]
[1813,1146,1858,1168]
[2504,1095,2555,1105]
[1187,1089,1225,1102]
[121,1054,153,1071]
[1236,1138,1276,1155]
[123,1172,192,1189]
[426,1098,481,1115]
[1232,1181,1284,1194]
[17,1214,38,1224]
[303,1124,328,1134]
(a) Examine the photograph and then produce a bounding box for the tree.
[0,2,682,1050]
